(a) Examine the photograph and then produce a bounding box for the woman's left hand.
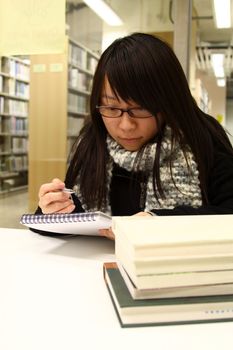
[99,212,152,240]
[133,211,153,217]
[99,227,115,240]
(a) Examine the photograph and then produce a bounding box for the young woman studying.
[36,32,233,240]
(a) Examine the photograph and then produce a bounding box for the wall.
[196,71,226,124]
[101,0,174,50]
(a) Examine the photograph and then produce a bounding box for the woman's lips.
[119,137,141,142]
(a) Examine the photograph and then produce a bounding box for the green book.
[103,262,233,328]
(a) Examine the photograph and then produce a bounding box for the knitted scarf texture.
[74,127,202,215]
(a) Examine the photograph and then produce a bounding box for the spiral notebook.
[20,211,112,235]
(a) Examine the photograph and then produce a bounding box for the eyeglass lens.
[97,106,152,118]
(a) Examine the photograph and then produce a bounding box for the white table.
[0,228,232,350]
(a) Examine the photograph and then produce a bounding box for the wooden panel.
[28,48,68,211]
[28,160,67,211]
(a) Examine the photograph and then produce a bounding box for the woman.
[37,32,233,239]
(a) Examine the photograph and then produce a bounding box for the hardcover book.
[20,211,112,235]
[103,262,233,328]
[113,215,233,289]
[113,215,233,258]
[117,262,233,300]
[116,239,233,274]
[116,259,233,289]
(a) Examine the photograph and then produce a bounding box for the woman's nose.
[118,112,137,130]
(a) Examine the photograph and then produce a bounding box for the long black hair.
[65,32,233,209]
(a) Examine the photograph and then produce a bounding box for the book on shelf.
[0,96,4,113]
[67,116,84,137]
[20,211,112,235]
[69,44,87,69]
[0,75,3,92]
[103,262,233,328]
[117,262,233,300]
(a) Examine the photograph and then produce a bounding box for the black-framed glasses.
[96,105,153,119]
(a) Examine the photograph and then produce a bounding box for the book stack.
[104,215,233,327]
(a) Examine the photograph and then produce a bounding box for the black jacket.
[33,142,233,235]
[36,142,233,216]
[71,149,233,216]
[35,144,233,217]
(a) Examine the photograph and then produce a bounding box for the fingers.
[39,194,75,214]
[38,178,75,214]
[133,211,152,217]
[39,178,65,198]
[40,197,75,214]
[99,228,115,240]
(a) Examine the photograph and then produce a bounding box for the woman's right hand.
[38,178,75,214]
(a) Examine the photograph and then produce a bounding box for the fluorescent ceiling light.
[213,0,231,28]
[211,53,225,78]
[217,78,226,87]
[83,0,123,26]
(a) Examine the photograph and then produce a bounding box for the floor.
[0,190,29,229]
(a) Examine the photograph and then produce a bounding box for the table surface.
[0,228,232,350]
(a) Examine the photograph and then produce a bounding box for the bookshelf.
[29,37,99,210]
[67,39,98,154]
[0,56,30,194]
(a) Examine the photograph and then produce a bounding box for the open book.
[20,211,112,235]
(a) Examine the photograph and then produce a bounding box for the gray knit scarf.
[74,127,202,215]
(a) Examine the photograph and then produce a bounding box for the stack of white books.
[103,215,233,327]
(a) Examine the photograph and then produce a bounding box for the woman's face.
[100,78,159,151]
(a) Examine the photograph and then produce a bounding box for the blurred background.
[0,0,232,228]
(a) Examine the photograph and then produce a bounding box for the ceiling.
[193,0,233,98]
[66,0,233,98]
[194,0,233,44]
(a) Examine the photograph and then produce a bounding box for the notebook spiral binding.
[21,212,98,225]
